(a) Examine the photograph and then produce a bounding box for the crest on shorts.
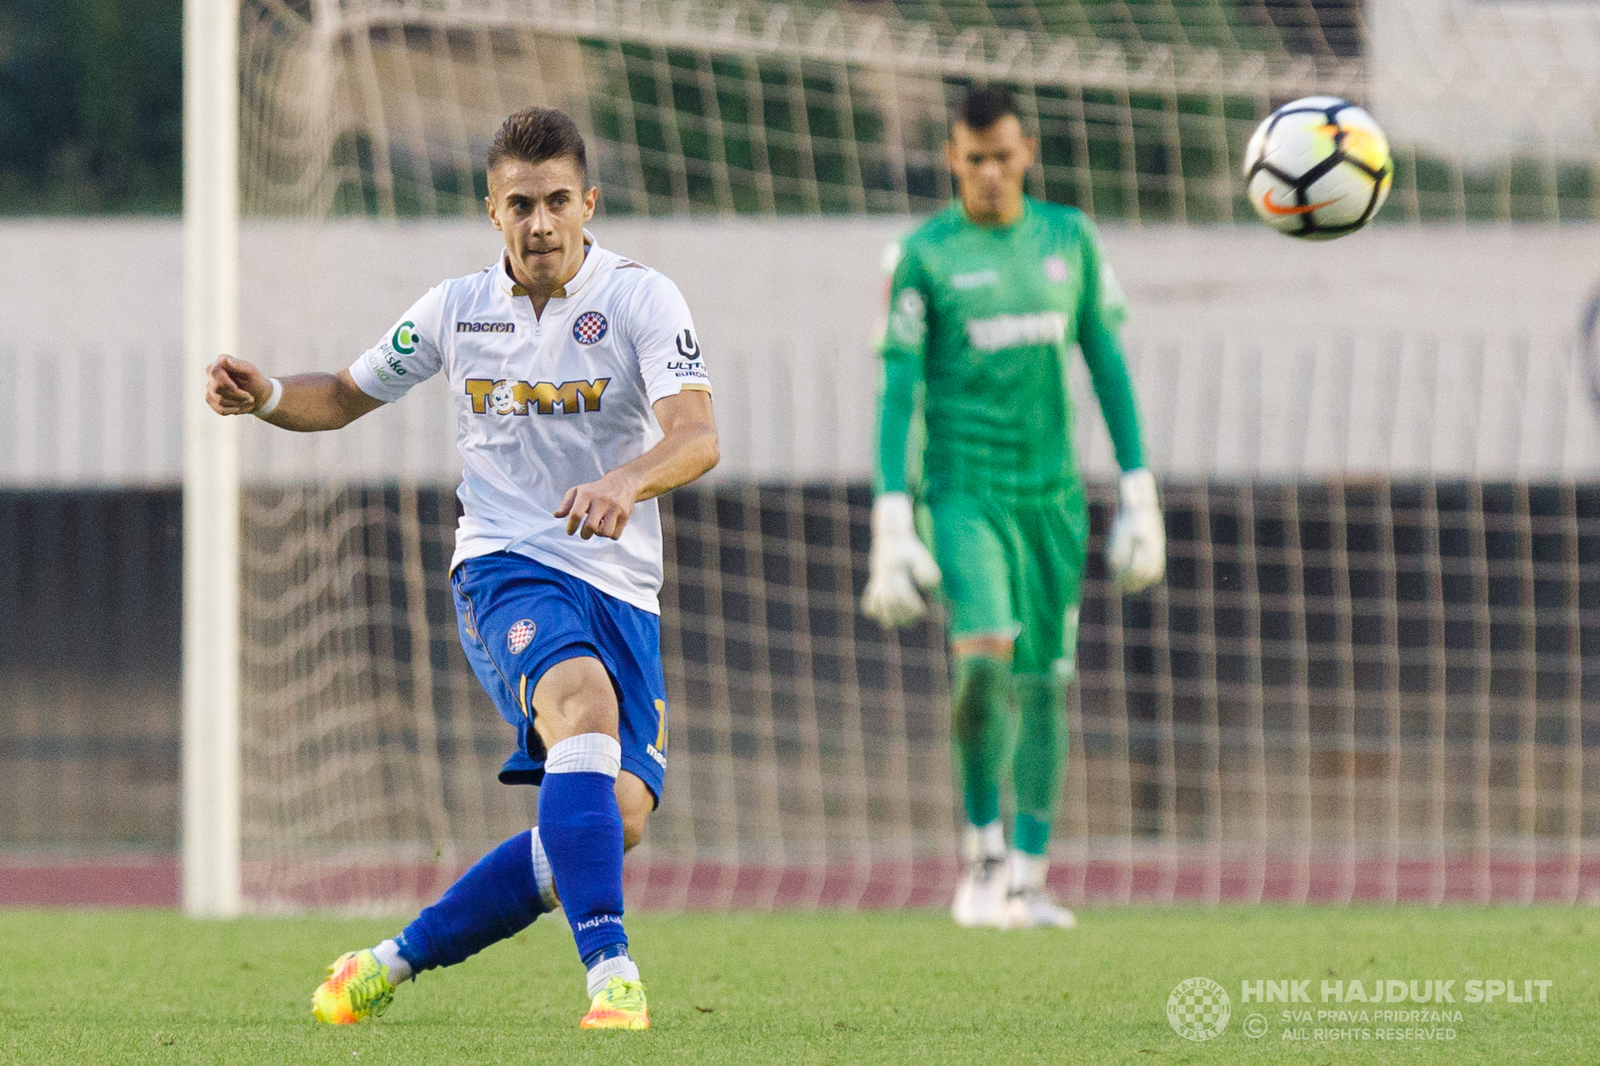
[572,311,608,345]
[507,619,537,655]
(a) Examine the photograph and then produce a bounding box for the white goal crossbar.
[327,0,1363,99]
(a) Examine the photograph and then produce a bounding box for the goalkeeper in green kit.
[863,87,1166,929]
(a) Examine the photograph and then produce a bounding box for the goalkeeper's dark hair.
[488,107,588,178]
[956,86,1021,131]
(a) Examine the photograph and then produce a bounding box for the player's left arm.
[555,389,719,540]
[1076,219,1165,592]
[556,272,719,540]
[1076,219,1143,472]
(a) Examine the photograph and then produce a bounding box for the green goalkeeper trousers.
[928,487,1087,675]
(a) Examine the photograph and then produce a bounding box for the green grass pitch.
[0,907,1592,1064]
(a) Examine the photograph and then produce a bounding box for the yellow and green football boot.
[311,949,396,1024]
[579,975,649,1030]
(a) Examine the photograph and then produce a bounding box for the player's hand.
[1108,468,1165,593]
[861,493,942,627]
[206,355,271,415]
[556,471,642,540]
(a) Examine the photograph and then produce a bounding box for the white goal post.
[183,0,243,918]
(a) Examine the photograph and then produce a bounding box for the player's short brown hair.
[487,107,588,178]
[956,86,1021,132]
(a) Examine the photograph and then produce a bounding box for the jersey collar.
[496,229,603,301]
[953,196,1032,235]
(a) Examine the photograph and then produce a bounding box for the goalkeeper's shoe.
[311,949,396,1024]
[579,976,650,1030]
[950,855,1009,928]
[1005,886,1078,930]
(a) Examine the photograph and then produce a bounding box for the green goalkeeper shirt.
[876,197,1145,499]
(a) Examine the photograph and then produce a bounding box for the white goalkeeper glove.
[1108,468,1166,593]
[861,493,942,627]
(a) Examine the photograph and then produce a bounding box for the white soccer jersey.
[348,232,712,613]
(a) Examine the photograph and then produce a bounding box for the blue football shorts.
[451,550,669,805]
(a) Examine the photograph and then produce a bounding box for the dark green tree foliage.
[0,0,182,213]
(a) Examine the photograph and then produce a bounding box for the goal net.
[242,0,1600,224]
[230,0,1600,910]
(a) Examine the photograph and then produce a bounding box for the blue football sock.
[393,828,558,975]
[538,733,631,973]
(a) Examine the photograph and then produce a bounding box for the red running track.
[3,854,1596,909]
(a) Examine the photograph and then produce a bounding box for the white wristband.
[254,377,283,418]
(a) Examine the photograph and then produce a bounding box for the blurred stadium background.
[2,0,1598,911]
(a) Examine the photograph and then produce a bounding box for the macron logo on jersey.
[456,320,515,333]
[466,377,610,416]
[966,311,1068,353]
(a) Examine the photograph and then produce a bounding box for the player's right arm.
[862,241,941,628]
[208,287,447,431]
[875,242,925,498]
[206,358,383,430]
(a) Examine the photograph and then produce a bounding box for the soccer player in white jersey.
[206,108,718,1031]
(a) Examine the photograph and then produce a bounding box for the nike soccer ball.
[1243,96,1392,240]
